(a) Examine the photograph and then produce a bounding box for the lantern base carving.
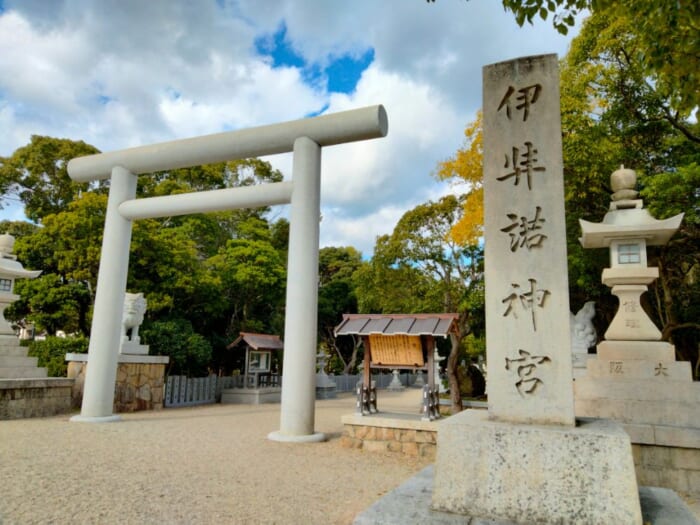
[605,284,662,341]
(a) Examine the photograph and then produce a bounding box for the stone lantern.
[575,168,700,500]
[578,166,684,342]
[0,234,41,336]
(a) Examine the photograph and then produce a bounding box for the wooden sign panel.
[369,334,424,367]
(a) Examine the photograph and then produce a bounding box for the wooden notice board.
[368,334,424,367]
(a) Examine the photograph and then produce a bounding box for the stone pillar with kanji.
[431,54,642,524]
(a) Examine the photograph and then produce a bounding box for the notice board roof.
[226,332,284,351]
[334,313,459,338]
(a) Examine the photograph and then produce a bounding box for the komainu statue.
[570,301,597,354]
[122,292,147,345]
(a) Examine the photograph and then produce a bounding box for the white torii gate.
[67,105,388,442]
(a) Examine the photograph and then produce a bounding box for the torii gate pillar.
[268,137,324,442]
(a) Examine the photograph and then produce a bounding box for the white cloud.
[320,204,406,256]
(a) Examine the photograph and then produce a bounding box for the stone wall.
[633,444,700,498]
[340,414,438,460]
[67,361,166,412]
[0,378,73,419]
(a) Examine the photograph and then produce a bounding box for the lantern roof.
[0,256,42,279]
[579,209,684,248]
[578,166,683,249]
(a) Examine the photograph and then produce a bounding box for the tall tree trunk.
[343,336,362,375]
[446,313,472,413]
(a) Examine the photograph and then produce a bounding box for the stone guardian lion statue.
[570,301,597,354]
[122,292,147,344]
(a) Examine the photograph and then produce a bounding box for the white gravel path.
[0,390,431,525]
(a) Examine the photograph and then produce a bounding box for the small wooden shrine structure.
[226,332,284,388]
[334,313,460,421]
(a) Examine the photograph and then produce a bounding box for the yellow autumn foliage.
[434,112,484,246]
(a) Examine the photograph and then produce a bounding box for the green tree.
[7,193,106,336]
[317,246,363,373]
[0,220,40,238]
[6,274,91,336]
[0,136,101,222]
[13,192,106,288]
[641,165,700,374]
[206,217,287,337]
[499,0,700,118]
[141,318,213,376]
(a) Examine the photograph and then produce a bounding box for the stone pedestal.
[119,342,149,355]
[66,353,168,412]
[605,283,662,340]
[572,352,595,379]
[431,410,643,524]
[316,372,337,399]
[315,352,337,399]
[575,340,700,497]
[221,387,281,404]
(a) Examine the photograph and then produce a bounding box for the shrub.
[28,336,89,377]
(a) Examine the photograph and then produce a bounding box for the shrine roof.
[226,332,284,351]
[334,313,459,338]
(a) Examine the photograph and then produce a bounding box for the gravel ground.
[0,389,431,525]
[2,388,698,524]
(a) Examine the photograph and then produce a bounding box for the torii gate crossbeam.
[66,105,388,443]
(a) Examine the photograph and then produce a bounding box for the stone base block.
[315,385,337,399]
[575,377,700,404]
[572,353,595,379]
[597,340,675,362]
[119,342,149,355]
[66,356,167,412]
[576,396,700,427]
[633,443,700,497]
[354,466,699,525]
[431,410,642,524]
[220,387,281,404]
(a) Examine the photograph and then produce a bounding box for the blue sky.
[254,21,374,115]
[0,0,580,255]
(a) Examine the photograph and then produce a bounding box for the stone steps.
[0,337,49,379]
[0,345,29,357]
[0,367,48,379]
[0,336,24,347]
[0,355,38,367]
